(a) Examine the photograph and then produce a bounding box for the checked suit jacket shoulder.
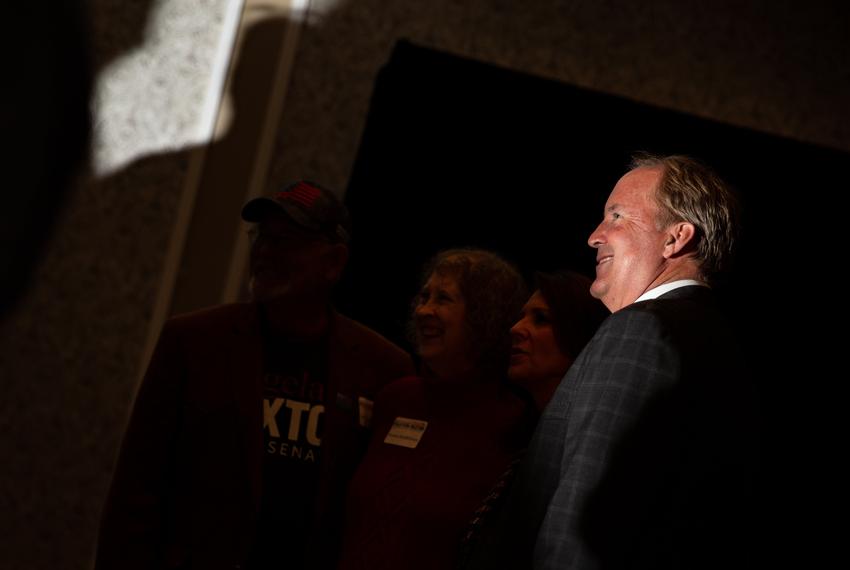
[531,285,756,570]
[464,286,755,570]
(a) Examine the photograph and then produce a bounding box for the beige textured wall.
[1,0,847,569]
[0,0,237,568]
[268,0,849,192]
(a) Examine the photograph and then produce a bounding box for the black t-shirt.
[251,326,329,569]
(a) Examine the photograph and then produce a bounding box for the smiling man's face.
[587,166,671,312]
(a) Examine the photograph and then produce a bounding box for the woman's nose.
[415,300,434,316]
[510,320,528,340]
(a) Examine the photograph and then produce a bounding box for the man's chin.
[589,280,605,300]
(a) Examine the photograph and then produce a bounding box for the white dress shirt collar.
[632,279,707,305]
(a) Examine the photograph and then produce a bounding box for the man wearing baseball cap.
[97,181,413,570]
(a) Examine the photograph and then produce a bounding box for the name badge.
[358,397,374,428]
[384,416,428,449]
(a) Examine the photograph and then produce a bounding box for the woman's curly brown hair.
[409,248,528,376]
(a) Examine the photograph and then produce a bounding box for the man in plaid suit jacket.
[466,155,756,569]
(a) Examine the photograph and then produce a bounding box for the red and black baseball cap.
[241,180,352,243]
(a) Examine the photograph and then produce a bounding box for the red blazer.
[95,302,413,570]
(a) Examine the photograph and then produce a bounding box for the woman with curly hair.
[337,248,530,570]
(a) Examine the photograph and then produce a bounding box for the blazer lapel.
[229,304,265,519]
[315,312,354,518]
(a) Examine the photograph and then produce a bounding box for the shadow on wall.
[1,0,166,320]
[1,2,95,319]
[0,2,159,567]
[0,8,297,570]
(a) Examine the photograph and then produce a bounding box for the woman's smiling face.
[413,271,473,377]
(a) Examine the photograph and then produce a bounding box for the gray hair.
[631,153,741,281]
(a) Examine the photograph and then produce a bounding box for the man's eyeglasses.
[247,226,328,248]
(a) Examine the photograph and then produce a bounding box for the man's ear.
[663,222,696,258]
[324,243,349,282]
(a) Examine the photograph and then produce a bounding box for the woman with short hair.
[337,248,529,570]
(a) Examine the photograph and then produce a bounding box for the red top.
[338,375,531,570]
